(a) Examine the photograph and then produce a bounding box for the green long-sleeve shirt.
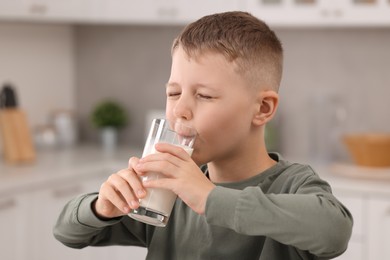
[53,153,353,260]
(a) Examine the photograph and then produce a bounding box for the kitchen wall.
[1,22,389,162]
[0,23,76,127]
[75,25,390,161]
[74,25,180,147]
[277,28,390,162]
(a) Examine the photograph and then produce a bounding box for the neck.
[207,131,276,183]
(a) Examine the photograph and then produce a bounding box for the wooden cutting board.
[0,108,36,164]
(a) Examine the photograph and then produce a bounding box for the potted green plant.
[91,100,128,151]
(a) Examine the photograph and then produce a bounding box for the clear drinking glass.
[129,118,196,227]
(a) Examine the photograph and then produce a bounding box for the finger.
[155,143,193,160]
[143,177,173,191]
[128,156,141,170]
[117,169,146,199]
[139,151,182,168]
[136,160,178,178]
[129,156,147,176]
[107,172,139,209]
[100,181,132,214]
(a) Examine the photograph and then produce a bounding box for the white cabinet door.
[176,0,244,23]
[82,0,242,24]
[246,0,329,26]
[27,0,88,21]
[36,0,85,20]
[0,0,25,18]
[28,181,95,260]
[0,169,146,260]
[340,0,390,26]
[27,173,113,260]
[0,193,29,260]
[367,196,390,260]
[86,0,180,24]
[332,190,367,260]
[0,0,85,21]
[333,241,365,260]
[246,0,390,26]
[88,245,147,260]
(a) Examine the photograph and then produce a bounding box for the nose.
[173,95,192,121]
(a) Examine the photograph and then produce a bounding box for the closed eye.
[197,94,213,100]
[167,92,181,98]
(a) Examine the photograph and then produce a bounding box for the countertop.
[324,163,390,195]
[1,145,390,197]
[0,145,143,196]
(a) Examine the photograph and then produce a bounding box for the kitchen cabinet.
[26,171,147,260]
[326,170,390,260]
[367,197,390,259]
[0,146,146,260]
[176,0,244,22]
[27,178,101,260]
[331,191,367,260]
[83,0,244,24]
[0,170,147,260]
[333,193,390,260]
[339,0,390,26]
[33,0,85,21]
[246,0,390,26]
[0,0,24,18]
[84,0,177,24]
[0,0,243,24]
[1,0,389,26]
[0,174,106,260]
[0,0,85,22]
[0,193,29,260]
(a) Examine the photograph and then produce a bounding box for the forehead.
[169,47,252,94]
[171,46,238,74]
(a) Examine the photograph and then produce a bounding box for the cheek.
[196,104,252,150]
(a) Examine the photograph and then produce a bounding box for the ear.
[252,90,279,126]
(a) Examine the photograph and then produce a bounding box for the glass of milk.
[129,118,196,227]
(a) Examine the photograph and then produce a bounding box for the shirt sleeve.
[204,169,353,258]
[53,193,148,249]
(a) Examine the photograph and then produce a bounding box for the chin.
[191,151,208,166]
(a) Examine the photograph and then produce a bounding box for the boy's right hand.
[93,157,146,219]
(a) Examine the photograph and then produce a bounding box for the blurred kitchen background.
[1,1,390,260]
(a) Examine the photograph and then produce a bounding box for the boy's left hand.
[135,142,215,215]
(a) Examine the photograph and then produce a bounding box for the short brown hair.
[172,11,283,92]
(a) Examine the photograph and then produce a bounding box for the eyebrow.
[166,82,215,91]
[166,82,179,88]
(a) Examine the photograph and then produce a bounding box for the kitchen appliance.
[51,110,77,147]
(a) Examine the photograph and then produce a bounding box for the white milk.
[139,146,193,217]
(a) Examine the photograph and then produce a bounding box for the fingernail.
[123,206,130,213]
[137,189,145,197]
[130,200,138,208]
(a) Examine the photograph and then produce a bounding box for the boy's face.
[166,47,259,165]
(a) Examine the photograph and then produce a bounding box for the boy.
[54,11,352,259]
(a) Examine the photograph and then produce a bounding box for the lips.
[173,121,197,138]
[171,121,197,148]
